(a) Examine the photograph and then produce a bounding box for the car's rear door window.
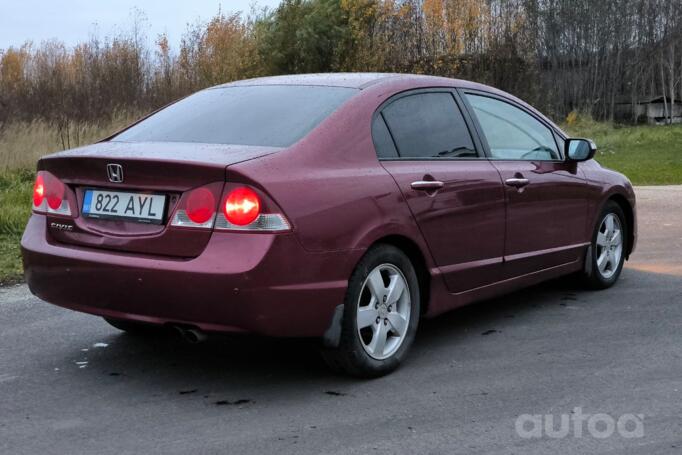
[371,116,399,158]
[381,92,477,159]
[113,85,358,147]
[465,94,561,160]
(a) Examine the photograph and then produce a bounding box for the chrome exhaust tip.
[174,326,207,344]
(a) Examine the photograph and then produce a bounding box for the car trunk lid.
[38,141,278,258]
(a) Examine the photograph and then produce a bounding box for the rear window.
[113,85,358,147]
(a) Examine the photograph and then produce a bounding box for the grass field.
[564,118,682,185]
[0,118,680,284]
[0,170,33,285]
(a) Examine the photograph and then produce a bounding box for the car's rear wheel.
[321,244,420,378]
[584,201,627,289]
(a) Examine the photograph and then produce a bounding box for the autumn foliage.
[2,0,682,132]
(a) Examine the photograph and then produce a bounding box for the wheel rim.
[356,264,411,360]
[595,213,623,279]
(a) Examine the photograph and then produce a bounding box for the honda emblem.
[106,164,124,183]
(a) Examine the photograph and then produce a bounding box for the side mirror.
[565,138,597,162]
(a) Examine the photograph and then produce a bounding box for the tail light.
[215,186,290,232]
[186,188,216,224]
[171,183,290,232]
[32,171,72,216]
[33,174,45,207]
[171,185,220,229]
[46,177,65,210]
[222,187,260,226]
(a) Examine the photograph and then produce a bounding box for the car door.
[376,89,506,294]
[461,91,590,278]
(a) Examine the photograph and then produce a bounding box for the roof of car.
[217,72,474,90]
[214,73,563,133]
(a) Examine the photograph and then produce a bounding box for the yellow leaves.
[566,110,579,126]
[424,0,444,25]
[192,12,259,85]
[0,0,523,126]
[341,0,377,15]
[0,47,30,90]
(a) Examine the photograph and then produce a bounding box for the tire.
[103,317,161,335]
[583,201,627,289]
[321,244,420,378]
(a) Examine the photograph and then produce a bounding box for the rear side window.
[114,85,358,147]
[381,92,476,159]
[372,116,399,158]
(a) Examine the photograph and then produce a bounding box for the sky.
[0,0,283,50]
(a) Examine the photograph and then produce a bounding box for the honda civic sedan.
[22,73,636,377]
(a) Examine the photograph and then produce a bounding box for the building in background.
[615,95,682,125]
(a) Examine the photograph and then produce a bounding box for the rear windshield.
[113,85,358,147]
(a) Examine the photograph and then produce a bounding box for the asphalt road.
[1,187,681,454]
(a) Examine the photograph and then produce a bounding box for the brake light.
[214,185,290,232]
[33,174,45,207]
[185,188,215,224]
[223,187,260,226]
[171,183,290,232]
[32,171,72,216]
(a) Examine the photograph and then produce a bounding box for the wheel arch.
[606,193,635,259]
[368,235,432,316]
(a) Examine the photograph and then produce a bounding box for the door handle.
[411,180,444,191]
[505,178,530,188]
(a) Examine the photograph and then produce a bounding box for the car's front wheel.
[322,244,420,378]
[584,201,627,289]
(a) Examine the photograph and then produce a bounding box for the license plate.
[82,189,167,224]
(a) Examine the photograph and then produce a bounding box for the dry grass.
[0,113,142,284]
[0,113,141,171]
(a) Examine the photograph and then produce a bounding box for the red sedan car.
[22,73,636,377]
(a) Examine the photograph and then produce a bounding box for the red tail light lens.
[32,171,71,216]
[223,187,261,226]
[185,188,216,224]
[45,175,65,210]
[172,183,288,232]
[33,174,45,207]
[171,183,223,229]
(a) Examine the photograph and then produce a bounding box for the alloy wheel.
[595,213,623,279]
[356,264,411,360]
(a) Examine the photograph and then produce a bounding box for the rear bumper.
[21,215,359,337]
